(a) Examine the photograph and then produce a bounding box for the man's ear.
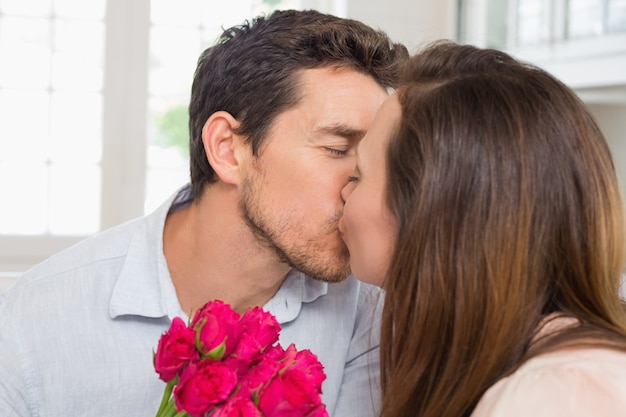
[201,111,246,185]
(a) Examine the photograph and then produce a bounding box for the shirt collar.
[263,269,328,324]
[108,184,329,323]
[109,187,183,320]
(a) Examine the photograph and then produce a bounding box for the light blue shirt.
[0,186,382,417]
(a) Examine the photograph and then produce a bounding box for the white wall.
[343,0,457,52]
[588,103,626,196]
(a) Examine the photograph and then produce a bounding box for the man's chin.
[298,258,351,283]
[278,238,350,282]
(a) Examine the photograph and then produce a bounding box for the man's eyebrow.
[313,124,366,141]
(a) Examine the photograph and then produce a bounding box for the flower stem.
[164,398,179,416]
[155,381,175,416]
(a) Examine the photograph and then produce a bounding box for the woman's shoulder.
[471,348,626,417]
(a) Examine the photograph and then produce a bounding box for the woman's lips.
[337,218,345,236]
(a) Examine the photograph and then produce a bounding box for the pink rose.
[224,308,280,375]
[224,332,265,376]
[257,361,328,417]
[153,317,198,382]
[264,344,287,361]
[238,350,282,393]
[211,395,263,417]
[272,344,326,388]
[191,300,242,358]
[174,359,238,417]
[239,307,280,350]
[291,349,327,388]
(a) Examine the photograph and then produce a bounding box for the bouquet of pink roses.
[153,300,329,417]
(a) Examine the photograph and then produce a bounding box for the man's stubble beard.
[239,174,351,283]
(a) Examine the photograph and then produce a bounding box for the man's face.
[240,66,388,282]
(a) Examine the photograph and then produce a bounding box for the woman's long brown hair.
[379,41,626,417]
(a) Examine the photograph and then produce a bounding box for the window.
[568,0,608,39]
[459,0,626,49]
[0,0,305,274]
[0,0,105,236]
[608,0,626,32]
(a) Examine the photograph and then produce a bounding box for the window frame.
[0,0,151,274]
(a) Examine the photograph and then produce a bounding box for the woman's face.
[339,94,400,287]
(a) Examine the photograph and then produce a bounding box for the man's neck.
[162,184,291,314]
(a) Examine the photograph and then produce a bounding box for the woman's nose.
[341,180,356,203]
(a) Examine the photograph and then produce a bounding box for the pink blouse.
[472,321,626,416]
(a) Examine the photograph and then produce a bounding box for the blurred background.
[1,0,625,290]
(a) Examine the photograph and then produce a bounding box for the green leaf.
[207,341,226,360]
[155,105,189,158]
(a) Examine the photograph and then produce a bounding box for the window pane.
[0,8,105,236]
[53,0,106,19]
[149,26,200,97]
[0,163,48,234]
[148,97,189,161]
[150,0,203,26]
[52,20,104,91]
[608,0,626,32]
[0,0,52,16]
[485,0,510,49]
[0,90,49,162]
[49,163,100,235]
[198,0,258,28]
[567,0,604,39]
[0,17,51,89]
[517,0,551,46]
[145,97,190,212]
[145,166,189,212]
[49,92,102,163]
